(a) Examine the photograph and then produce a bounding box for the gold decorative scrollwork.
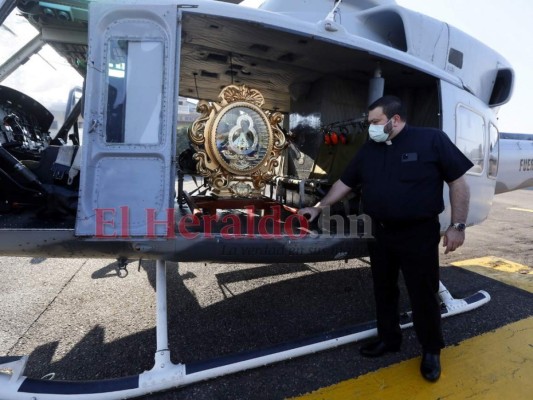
[219,85,264,108]
[188,85,287,198]
[270,112,286,150]
[189,100,211,146]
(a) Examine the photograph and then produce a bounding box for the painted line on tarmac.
[507,207,533,213]
[451,256,532,293]
[290,317,533,400]
[290,257,533,400]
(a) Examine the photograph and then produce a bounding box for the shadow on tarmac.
[20,262,533,399]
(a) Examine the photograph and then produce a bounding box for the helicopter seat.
[24,144,81,188]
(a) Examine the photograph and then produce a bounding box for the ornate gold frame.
[189,85,286,197]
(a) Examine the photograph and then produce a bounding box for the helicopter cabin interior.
[0,8,443,237]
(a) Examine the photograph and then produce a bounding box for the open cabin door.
[76,4,179,238]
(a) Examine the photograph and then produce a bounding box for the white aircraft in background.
[0,0,532,398]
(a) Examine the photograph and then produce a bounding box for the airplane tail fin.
[495,133,533,194]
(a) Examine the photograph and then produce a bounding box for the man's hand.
[297,206,322,222]
[442,227,465,254]
[296,180,352,223]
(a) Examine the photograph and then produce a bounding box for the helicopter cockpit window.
[105,39,163,144]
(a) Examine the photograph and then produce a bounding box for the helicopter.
[0,0,532,398]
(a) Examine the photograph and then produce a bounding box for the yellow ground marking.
[451,256,532,293]
[291,257,533,400]
[290,317,533,400]
[507,207,533,213]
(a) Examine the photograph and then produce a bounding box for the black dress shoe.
[359,340,401,358]
[420,352,441,382]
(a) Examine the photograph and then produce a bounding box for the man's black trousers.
[367,217,445,353]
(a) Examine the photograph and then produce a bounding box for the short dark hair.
[368,95,406,120]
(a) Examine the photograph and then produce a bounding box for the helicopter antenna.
[324,0,342,31]
[325,0,342,23]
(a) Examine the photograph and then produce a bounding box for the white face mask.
[368,118,393,142]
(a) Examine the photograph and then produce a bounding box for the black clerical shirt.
[340,125,473,222]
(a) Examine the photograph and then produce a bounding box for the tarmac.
[0,189,532,399]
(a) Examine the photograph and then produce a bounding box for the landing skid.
[0,260,490,399]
